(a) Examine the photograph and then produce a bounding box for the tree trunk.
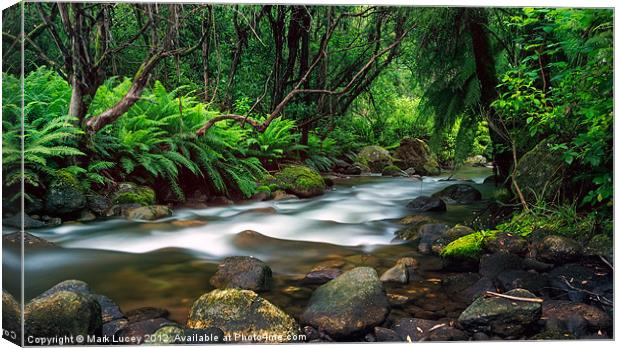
[468,9,512,182]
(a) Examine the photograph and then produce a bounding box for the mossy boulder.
[25,290,102,338]
[381,165,407,177]
[274,165,326,198]
[535,235,583,264]
[585,234,613,261]
[431,225,474,255]
[513,137,566,203]
[112,182,156,206]
[187,289,300,342]
[44,170,86,214]
[210,256,272,292]
[393,138,441,176]
[301,267,389,338]
[126,205,172,220]
[458,288,542,336]
[2,290,21,343]
[357,145,392,173]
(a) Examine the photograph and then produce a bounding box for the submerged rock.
[301,267,389,338]
[432,184,482,204]
[3,232,57,248]
[458,288,542,336]
[210,256,272,292]
[406,196,447,212]
[392,318,437,341]
[393,138,441,176]
[275,165,326,198]
[25,290,102,338]
[125,205,172,220]
[357,145,392,173]
[417,224,450,254]
[44,170,86,214]
[187,289,299,342]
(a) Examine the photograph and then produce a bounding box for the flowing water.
[3,167,494,323]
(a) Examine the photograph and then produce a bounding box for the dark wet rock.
[86,194,111,216]
[25,290,102,338]
[530,329,575,340]
[406,196,446,212]
[36,279,91,300]
[210,196,234,206]
[479,252,523,279]
[251,191,271,202]
[125,205,172,220]
[472,332,491,340]
[275,165,326,198]
[118,318,175,339]
[364,333,376,342]
[102,319,128,337]
[432,184,482,204]
[431,225,474,255]
[392,318,437,341]
[428,326,469,341]
[332,159,362,175]
[25,197,43,214]
[126,307,169,323]
[304,268,342,284]
[44,170,86,214]
[523,258,554,272]
[496,270,549,294]
[547,263,605,302]
[374,327,402,342]
[393,138,441,176]
[301,267,389,338]
[2,213,47,229]
[2,290,21,343]
[272,190,298,201]
[483,176,497,184]
[112,182,156,206]
[380,263,408,284]
[458,288,542,336]
[210,256,272,292]
[187,289,300,342]
[442,273,481,295]
[106,203,142,217]
[303,325,320,341]
[513,137,566,203]
[382,165,408,177]
[460,277,496,303]
[484,233,528,255]
[357,145,392,173]
[542,300,611,333]
[3,232,57,248]
[92,294,124,323]
[417,223,450,254]
[535,235,582,264]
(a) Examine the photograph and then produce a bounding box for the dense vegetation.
[2,5,613,239]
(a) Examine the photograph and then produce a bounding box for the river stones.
[126,307,169,322]
[406,196,446,212]
[187,289,300,343]
[35,279,91,300]
[125,205,172,220]
[2,290,21,343]
[417,224,450,254]
[479,252,523,279]
[392,317,437,341]
[432,184,482,204]
[541,300,611,333]
[274,165,326,198]
[357,145,392,173]
[210,256,272,292]
[496,270,549,295]
[25,290,103,338]
[534,235,582,264]
[2,231,57,248]
[458,288,542,337]
[2,214,47,229]
[44,170,86,215]
[301,267,389,338]
[374,327,402,341]
[484,233,529,255]
[380,263,408,284]
[92,294,124,323]
[547,263,610,303]
[393,138,441,176]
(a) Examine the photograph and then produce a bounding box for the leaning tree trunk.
[468,9,513,183]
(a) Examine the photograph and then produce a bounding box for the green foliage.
[113,187,156,206]
[2,68,84,203]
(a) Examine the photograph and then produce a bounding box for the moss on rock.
[187,289,300,342]
[44,169,86,214]
[357,145,392,173]
[274,165,326,198]
[441,230,498,259]
[112,182,156,206]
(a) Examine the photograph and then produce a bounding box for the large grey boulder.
[210,256,272,292]
[301,267,389,338]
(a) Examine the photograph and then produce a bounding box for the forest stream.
[4,167,495,324]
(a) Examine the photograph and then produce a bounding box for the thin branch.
[484,291,543,303]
